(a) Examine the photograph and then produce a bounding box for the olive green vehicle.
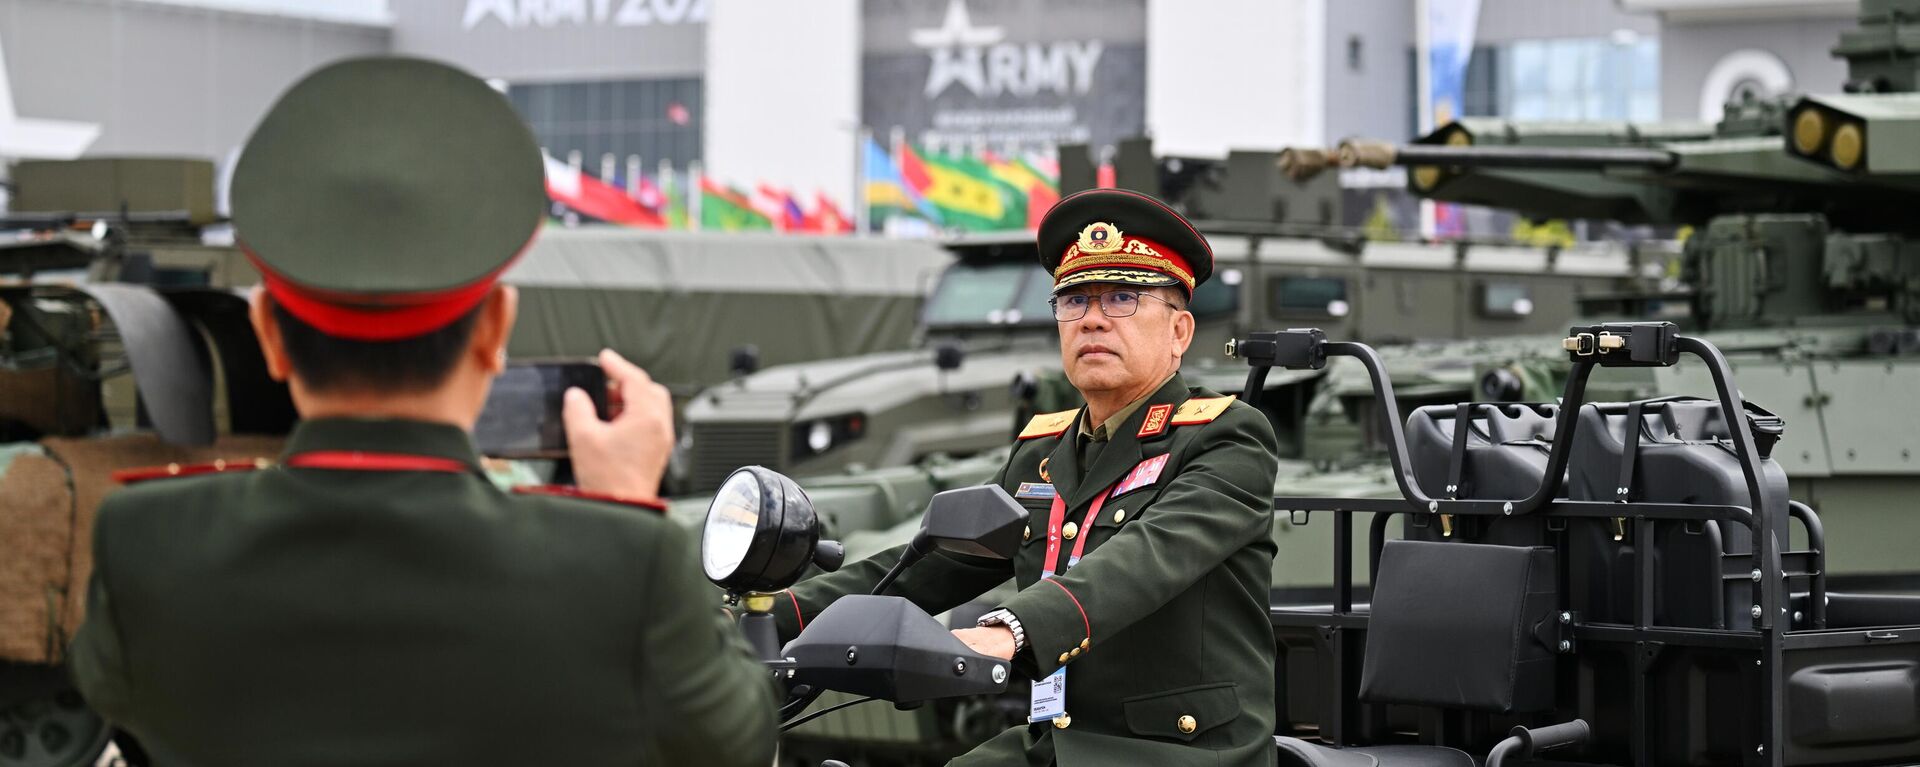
[1280,0,1920,588]
[0,158,292,767]
[681,225,1667,492]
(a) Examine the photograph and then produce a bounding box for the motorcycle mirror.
[921,485,1029,560]
[701,466,839,594]
[783,595,1010,704]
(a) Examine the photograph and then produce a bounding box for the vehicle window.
[923,262,1031,326]
[1478,281,1535,318]
[1009,267,1055,325]
[1270,275,1350,318]
[1189,268,1242,319]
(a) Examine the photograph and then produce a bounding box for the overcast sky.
[133,0,392,25]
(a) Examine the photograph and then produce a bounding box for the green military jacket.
[68,418,776,767]
[777,374,1280,766]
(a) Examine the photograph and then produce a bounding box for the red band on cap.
[244,232,536,342]
[1055,234,1196,292]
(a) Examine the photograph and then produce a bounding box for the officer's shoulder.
[1017,409,1078,441]
[1175,390,1267,434]
[100,463,263,527]
[1174,390,1251,422]
[506,486,675,527]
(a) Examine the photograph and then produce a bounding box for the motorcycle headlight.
[701,466,836,593]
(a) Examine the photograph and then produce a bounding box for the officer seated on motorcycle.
[771,189,1283,766]
[66,57,777,766]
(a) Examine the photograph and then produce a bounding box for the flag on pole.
[700,178,773,231]
[864,136,941,228]
[544,153,665,228]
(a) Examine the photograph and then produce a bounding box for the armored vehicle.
[682,227,1665,492]
[1277,0,1920,591]
[0,162,294,767]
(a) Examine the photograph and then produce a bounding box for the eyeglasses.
[1048,290,1181,322]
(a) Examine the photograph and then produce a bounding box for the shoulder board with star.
[1018,409,1078,440]
[1170,395,1237,426]
[111,458,271,485]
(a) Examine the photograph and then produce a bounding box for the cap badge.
[1077,223,1123,256]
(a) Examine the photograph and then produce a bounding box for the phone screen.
[474,361,608,458]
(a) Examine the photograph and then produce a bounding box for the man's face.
[1056,284,1193,397]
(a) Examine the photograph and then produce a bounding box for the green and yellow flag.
[921,151,1026,231]
[700,179,772,231]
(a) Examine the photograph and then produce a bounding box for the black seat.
[1276,541,1555,766]
[1275,736,1476,767]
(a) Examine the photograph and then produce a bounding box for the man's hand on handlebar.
[951,626,1016,660]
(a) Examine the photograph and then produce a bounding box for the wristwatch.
[976,608,1027,652]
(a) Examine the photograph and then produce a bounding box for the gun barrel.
[1339,140,1680,172]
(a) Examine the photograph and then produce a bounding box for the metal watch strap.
[977,608,1028,652]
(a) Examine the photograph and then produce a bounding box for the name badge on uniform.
[1016,482,1057,500]
[1029,667,1066,723]
[1110,454,1169,498]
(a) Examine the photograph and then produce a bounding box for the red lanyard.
[1040,483,1114,579]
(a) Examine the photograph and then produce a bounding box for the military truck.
[0,159,295,767]
[681,227,1667,492]
[502,227,952,401]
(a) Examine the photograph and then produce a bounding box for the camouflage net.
[0,433,283,664]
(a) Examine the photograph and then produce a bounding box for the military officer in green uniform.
[66,58,777,766]
[774,189,1281,766]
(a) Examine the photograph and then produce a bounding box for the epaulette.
[1018,409,1078,440]
[112,458,271,485]
[513,485,667,512]
[1170,395,1237,426]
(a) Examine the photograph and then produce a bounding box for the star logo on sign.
[913,0,1006,98]
[910,0,1004,48]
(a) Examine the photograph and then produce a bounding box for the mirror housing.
[784,595,1011,704]
[921,485,1030,560]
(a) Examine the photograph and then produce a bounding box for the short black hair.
[270,299,484,394]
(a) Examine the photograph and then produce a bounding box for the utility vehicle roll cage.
[1234,323,1917,767]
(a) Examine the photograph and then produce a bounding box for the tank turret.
[1281,0,1920,330]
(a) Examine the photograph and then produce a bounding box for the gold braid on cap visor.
[1054,240,1196,291]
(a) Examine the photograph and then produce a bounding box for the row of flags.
[543,152,856,234]
[864,138,1061,233]
[541,136,1067,236]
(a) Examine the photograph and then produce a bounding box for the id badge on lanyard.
[1039,492,1108,580]
[1030,667,1066,723]
[1030,487,1112,723]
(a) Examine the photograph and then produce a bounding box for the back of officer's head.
[269,303,484,394]
[231,56,542,400]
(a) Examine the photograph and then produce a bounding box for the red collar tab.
[243,238,530,342]
[112,458,270,485]
[1136,403,1173,438]
[284,451,472,474]
[512,485,667,512]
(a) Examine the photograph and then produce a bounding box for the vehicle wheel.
[0,687,111,767]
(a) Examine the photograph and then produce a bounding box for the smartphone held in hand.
[475,360,609,458]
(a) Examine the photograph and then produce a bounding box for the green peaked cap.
[232,57,544,302]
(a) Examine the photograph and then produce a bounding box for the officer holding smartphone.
[66,57,776,766]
